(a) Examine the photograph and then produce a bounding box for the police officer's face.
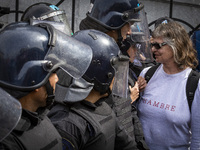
[121,23,131,40]
[35,73,58,108]
[106,23,131,42]
[49,73,59,93]
[127,45,137,63]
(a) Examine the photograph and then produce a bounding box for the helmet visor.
[44,30,93,79]
[129,7,154,64]
[0,88,22,141]
[130,6,149,44]
[37,10,72,35]
[130,23,146,43]
[48,13,72,34]
[37,10,65,22]
[0,23,92,90]
[31,19,73,36]
[112,55,129,98]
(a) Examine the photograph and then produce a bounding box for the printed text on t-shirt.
[141,97,176,112]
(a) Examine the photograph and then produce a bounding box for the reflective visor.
[129,6,154,64]
[31,19,73,36]
[36,10,64,21]
[112,55,129,98]
[0,24,92,90]
[130,5,149,44]
[44,29,93,79]
[0,88,22,141]
[36,10,73,35]
[45,13,72,34]
[130,22,146,43]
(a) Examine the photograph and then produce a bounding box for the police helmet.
[84,0,144,30]
[22,3,66,22]
[21,2,72,35]
[72,29,120,94]
[0,22,92,91]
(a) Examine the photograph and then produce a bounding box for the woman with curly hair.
[137,21,200,150]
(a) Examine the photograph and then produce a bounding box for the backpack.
[144,64,200,112]
[191,30,200,71]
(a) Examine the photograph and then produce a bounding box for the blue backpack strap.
[186,70,200,112]
[144,64,161,83]
[62,138,76,150]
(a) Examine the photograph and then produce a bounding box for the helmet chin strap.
[117,29,131,57]
[117,29,123,48]
[44,80,55,108]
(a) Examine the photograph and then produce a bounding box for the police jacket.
[48,99,139,150]
[0,108,62,150]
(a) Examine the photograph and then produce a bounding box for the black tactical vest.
[12,111,62,150]
[71,101,116,150]
[110,94,135,138]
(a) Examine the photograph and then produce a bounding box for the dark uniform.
[79,1,151,149]
[0,22,92,150]
[0,109,62,150]
[48,99,138,150]
[48,29,139,150]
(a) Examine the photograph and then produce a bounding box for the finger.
[139,79,146,86]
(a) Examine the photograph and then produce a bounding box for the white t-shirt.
[137,64,200,150]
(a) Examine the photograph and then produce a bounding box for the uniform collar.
[81,99,104,109]
[14,108,47,132]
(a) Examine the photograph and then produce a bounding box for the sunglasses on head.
[150,42,167,50]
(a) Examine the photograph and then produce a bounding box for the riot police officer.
[0,22,92,149]
[21,2,76,96]
[79,0,150,149]
[48,29,139,150]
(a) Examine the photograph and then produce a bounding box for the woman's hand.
[137,76,147,92]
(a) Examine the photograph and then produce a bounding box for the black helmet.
[21,2,72,35]
[0,22,92,91]
[82,0,144,30]
[73,29,129,96]
[22,2,66,22]
[73,29,119,93]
